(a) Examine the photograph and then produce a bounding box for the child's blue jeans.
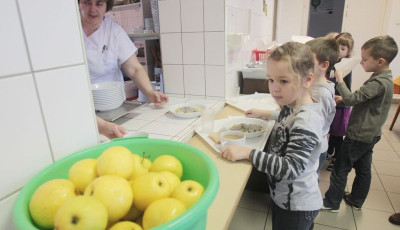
[324,136,381,209]
[271,201,319,230]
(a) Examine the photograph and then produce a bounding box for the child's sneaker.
[343,192,362,210]
[321,200,339,213]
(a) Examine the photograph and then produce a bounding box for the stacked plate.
[91,82,125,111]
[150,0,160,33]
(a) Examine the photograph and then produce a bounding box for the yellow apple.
[68,159,98,194]
[142,157,152,170]
[97,146,135,179]
[109,221,143,230]
[129,154,150,181]
[160,171,181,195]
[150,155,183,179]
[84,175,133,222]
[54,196,107,230]
[132,172,170,211]
[171,180,204,208]
[29,179,77,229]
[142,198,186,229]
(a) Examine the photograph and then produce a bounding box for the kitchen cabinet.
[107,0,161,81]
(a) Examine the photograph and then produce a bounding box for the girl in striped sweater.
[221,42,324,230]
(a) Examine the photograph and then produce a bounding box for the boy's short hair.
[306,37,339,74]
[362,35,398,64]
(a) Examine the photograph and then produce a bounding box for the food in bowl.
[175,105,202,114]
[229,123,266,133]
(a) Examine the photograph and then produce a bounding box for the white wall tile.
[35,65,98,161]
[0,1,30,77]
[160,33,183,64]
[184,65,205,96]
[204,0,225,31]
[18,0,84,71]
[205,32,225,65]
[0,74,52,198]
[0,193,18,230]
[163,64,184,94]
[159,0,182,33]
[181,0,203,32]
[182,32,204,65]
[225,69,241,98]
[206,65,225,97]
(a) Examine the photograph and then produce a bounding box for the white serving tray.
[226,93,280,112]
[195,116,275,153]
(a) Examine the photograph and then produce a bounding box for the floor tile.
[380,175,400,193]
[373,149,400,163]
[373,161,400,176]
[387,192,400,213]
[315,201,357,230]
[237,189,271,213]
[264,205,273,230]
[361,189,394,212]
[353,208,398,230]
[227,207,268,230]
[313,224,346,230]
[374,138,395,151]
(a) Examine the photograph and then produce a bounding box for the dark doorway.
[307,0,345,37]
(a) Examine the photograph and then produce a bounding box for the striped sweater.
[250,103,324,211]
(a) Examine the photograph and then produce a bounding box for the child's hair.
[325,32,339,40]
[334,32,354,57]
[269,42,314,90]
[306,37,339,74]
[362,35,398,64]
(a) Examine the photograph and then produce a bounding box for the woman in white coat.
[78,0,168,138]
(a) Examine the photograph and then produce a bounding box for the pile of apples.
[28,146,205,230]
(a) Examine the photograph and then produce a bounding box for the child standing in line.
[222,42,324,230]
[322,35,398,212]
[306,37,338,180]
[326,32,355,171]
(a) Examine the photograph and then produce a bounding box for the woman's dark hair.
[78,0,114,12]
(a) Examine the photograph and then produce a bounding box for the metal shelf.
[128,33,160,41]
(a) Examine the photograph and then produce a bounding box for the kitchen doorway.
[307,0,345,37]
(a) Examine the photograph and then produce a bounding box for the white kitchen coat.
[83,16,137,84]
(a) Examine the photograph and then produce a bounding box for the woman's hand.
[96,116,126,139]
[148,91,169,106]
[245,108,270,120]
[220,145,252,162]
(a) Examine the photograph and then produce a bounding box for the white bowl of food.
[169,103,205,119]
[223,117,268,138]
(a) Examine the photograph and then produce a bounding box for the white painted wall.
[0,1,99,229]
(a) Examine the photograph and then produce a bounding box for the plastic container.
[13,137,219,230]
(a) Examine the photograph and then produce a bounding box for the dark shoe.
[343,192,362,210]
[326,163,334,171]
[389,213,400,225]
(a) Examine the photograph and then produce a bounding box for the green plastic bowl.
[13,137,219,230]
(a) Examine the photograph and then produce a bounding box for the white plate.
[226,93,279,112]
[223,117,269,138]
[169,103,205,119]
[194,116,275,153]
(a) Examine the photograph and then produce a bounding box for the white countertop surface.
[100,97,225,143]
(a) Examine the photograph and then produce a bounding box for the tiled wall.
[159,0,274,100]
[0,1,98,229]
[159,0,225,99]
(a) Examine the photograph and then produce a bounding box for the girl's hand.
[245,109,270,120]
[334,69,344,83]
[220,145,252,161]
